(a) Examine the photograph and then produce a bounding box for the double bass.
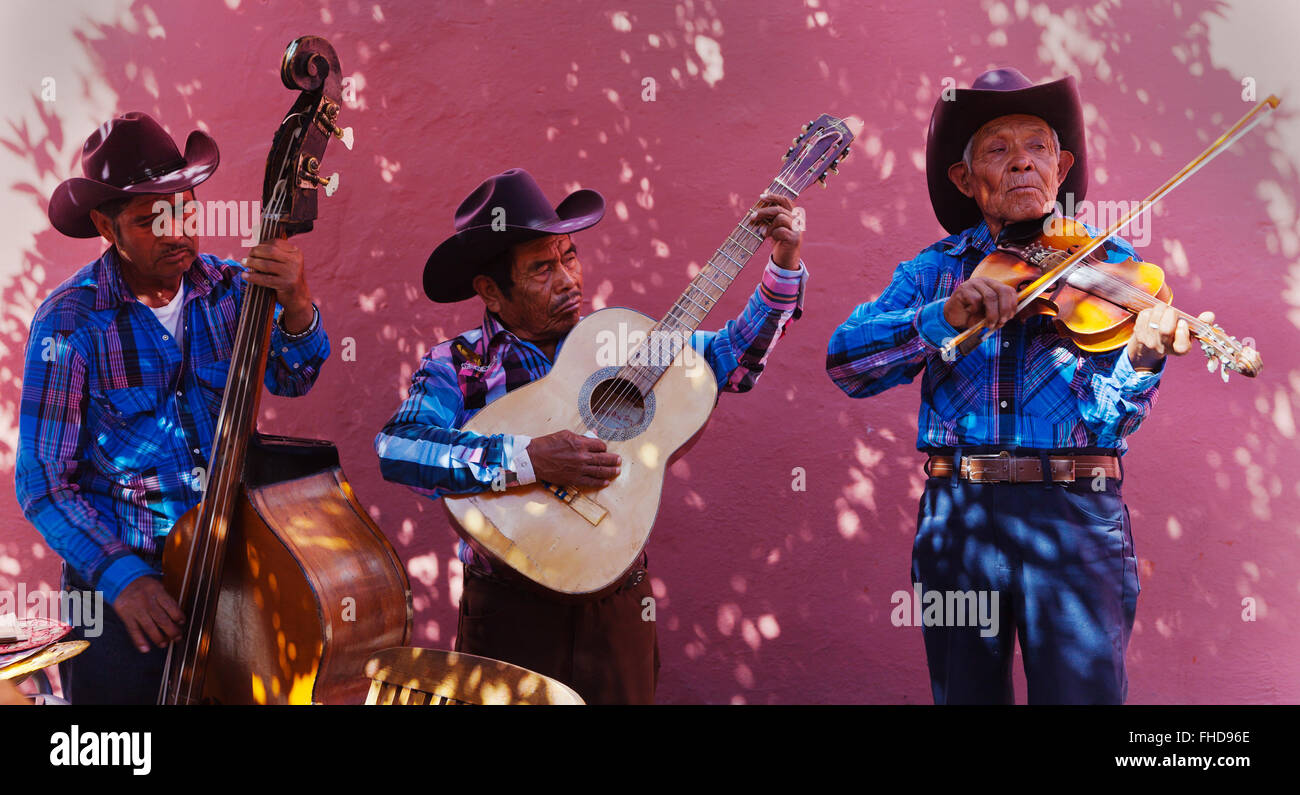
[159,36,410,705]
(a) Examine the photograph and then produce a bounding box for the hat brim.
[48,129,221,238]
[422,188,605,303]
[926,76,1087,235]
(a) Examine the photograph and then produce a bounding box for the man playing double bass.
[826,69,1212,704]
[15,112,330,704]
[375,168,807,704]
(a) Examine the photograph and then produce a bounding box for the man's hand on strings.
[243,239,315,333]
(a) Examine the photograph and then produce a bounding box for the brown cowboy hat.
[926,67,1087,234]
[423,168,605,303]
[48,111,220,238]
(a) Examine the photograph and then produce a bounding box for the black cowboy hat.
[926,67,1087,235]
[423,168,605,303]
[48,111,220,238]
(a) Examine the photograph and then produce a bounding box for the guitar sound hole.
[579,368,656,441]
[590,378,645,430]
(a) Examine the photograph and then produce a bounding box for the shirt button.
[292,363,300,369]
[1000,400,1008,408]
[162,334,170,341]
[1002,341,1009,348]
[282,347,289,353]
[176,390,183,397]
[192,448,201,455]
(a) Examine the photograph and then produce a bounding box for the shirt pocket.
[1019,340,1080,426]
[193,360,230,419]
[88,385,165,479]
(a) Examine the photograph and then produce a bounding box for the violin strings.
[1032,250,1225,342]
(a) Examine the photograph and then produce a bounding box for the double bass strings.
[159,167,294,705]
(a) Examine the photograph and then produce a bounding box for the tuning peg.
[784,146,795,161]
[322,119,354,150]
[791,136,802,146]
[805,119,815,131]
[830,164,839,175]
[317,105,355,151]
[1205,352,1219,373]
[839,149,851,161]
[305,170,340,196]
[336,126,354,150]
[818,175,827,188]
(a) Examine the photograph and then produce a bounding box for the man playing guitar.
[375,168,807,703]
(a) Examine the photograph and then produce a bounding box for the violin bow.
[940,94,1281,360]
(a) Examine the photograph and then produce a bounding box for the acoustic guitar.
[445,114,853,597]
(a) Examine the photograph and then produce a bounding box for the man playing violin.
[374,168,806,704]
[827,69,1211,704]
[15,113,329,704]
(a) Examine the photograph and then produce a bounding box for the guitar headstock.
[1198,323,1262,382]
[781,113,854,192]
[261,35,352,240]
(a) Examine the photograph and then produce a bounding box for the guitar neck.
[619,177,800,388]
[657,176,798,337]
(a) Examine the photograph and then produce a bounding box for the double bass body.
[164,436,411,705]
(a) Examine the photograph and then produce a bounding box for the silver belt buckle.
[965,451,1013,483]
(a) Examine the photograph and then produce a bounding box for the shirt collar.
[475,308,570,362]
[943,219,997,258]
[478,310,516,355]
[91,247,225,311]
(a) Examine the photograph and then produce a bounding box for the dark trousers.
[455,566,659,704]
[911,477,1140,704]
[58,565,165,705]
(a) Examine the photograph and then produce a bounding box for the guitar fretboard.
[620,177,801,390]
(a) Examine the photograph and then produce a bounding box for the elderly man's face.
[947,114,1074,235]
[475,233,584,347]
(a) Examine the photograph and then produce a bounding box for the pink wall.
[1,0,1297,703]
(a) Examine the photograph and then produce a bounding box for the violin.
[941,95,1278,382]
[960,215,1261,379]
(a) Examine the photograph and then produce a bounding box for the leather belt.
[925,451,1120,484]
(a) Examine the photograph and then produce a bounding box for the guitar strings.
[578,156,810,444]
[580,158,811,430]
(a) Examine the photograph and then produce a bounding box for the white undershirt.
[148,281,185,350]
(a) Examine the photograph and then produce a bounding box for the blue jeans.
[58,564,166,705]
[911,476,1140,704]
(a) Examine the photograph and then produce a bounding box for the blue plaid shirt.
[826,219,1162,452]
[376,257,807,571]
[15,248,330,602]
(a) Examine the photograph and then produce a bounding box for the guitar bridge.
[540,480,608,527]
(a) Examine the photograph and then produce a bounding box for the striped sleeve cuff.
[505,434,536,486]
[1113,350,1164,395]
[270,304,330,370]
[96,553,157,605]
[757,257,806,311]
[915,299,960,349]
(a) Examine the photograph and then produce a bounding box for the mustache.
[551,291,581,311]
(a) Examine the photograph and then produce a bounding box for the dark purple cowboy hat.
[48,111,220,238]
[423,168,605,303]
[926,67,1087,235]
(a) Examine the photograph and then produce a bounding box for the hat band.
[123,157,187,186]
